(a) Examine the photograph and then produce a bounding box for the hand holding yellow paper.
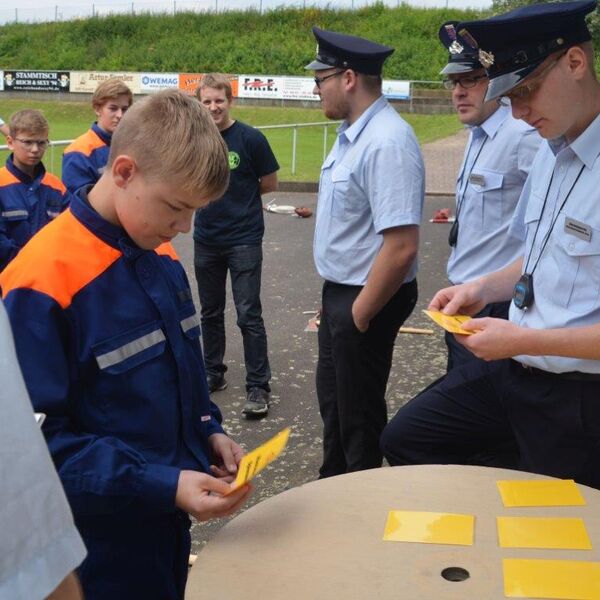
[422,310,474,335]
[225,428,290,495]
[383,510,474,546]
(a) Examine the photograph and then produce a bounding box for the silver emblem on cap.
[449,40,464,54]
[478,49,495,68]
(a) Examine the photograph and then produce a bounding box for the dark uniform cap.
[457,0,597,101]
[438,20,482,75]
[305,27,394,76]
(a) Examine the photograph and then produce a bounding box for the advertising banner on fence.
[3,70,70,92]
[237,75,284,99]
[383,80,411,100]
[179,73,239,97]
[140,73,179,93]
[70,71,141,94]
[281,77,319,101]
[178,73,204,95]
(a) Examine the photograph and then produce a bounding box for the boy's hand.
[208,433,244,476]
[175,470,252,521]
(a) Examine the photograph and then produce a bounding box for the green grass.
[0,6,486,80]
[0,98,462,181]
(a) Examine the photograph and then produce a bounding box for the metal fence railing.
[0,116,462,194]
[0,122,341,178]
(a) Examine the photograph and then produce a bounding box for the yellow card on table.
[497,479,585,507]
[497,516,592,550]
[422,310,474,335]
[383,510,474,546]
[225,428,290,495]
[503,558,600,599]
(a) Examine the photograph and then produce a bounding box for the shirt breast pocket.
[544,228,600,312]
[468,169,504,232]
[330,164,357,220]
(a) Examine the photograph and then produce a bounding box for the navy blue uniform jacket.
[0,190,223,518]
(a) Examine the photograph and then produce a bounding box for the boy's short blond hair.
[9,109,49,138]
[109,89,229,198]
[92,77,133,110]
[195,73,233,102]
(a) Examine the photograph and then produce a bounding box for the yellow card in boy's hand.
[423,310,474,335]
[224,428,290,495]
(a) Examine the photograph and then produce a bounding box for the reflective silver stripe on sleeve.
[96,328,165,370]
[180,314,200,333]
[1,210,29,218]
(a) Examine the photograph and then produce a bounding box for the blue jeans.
[194,242,270,391]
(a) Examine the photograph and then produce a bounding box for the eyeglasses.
[14,138,50,150]
[500,51,566,103]
[314,71,345,89]
[442,74,488,90]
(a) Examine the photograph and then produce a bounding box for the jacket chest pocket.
[467,169,504,231]
[91,321,178,448]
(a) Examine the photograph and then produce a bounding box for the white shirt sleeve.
[0,301,86,600]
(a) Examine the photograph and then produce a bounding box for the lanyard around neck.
[523,162,586,277]
[456,133,488,221]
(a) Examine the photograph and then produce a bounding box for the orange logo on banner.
[178,73,238,97]
[178,73,204,95]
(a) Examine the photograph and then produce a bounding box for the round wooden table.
[186,465,600,599]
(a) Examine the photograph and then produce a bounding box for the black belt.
[511,359,600,382]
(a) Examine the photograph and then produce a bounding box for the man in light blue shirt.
[307,27,424,478]
[382,0,600,490]
[439,21,541,370]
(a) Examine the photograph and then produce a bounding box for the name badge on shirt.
[469,173,486,186]
[564,216,592,242]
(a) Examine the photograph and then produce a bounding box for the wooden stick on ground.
[398,327,434,335]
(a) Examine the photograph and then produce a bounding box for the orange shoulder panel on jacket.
[41,172,67,194]
[63,129,105,157]
[0,210,122,308]
[0,166,20,188]
[156,242,179,261]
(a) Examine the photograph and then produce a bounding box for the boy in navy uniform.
[1,90,252,599]
[307,29,424,477]
[194,73,279,417]
[0,109,69,272]
[438,22,541,371]
[382,0,600,490]
[62,77,133,194]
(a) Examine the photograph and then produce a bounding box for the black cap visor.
[305,59,332,71]
[440,60,483,75]
[484,60,543,101]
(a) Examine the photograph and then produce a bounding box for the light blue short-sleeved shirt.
[0,301,86,599]
[447,105,541,285]
[313,96,425,286]
[509,112,600,373]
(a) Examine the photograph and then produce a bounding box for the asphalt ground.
[173,191,459,552]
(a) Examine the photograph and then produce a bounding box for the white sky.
[1,0,492,25]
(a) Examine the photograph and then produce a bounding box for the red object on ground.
[431,208,452,223]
